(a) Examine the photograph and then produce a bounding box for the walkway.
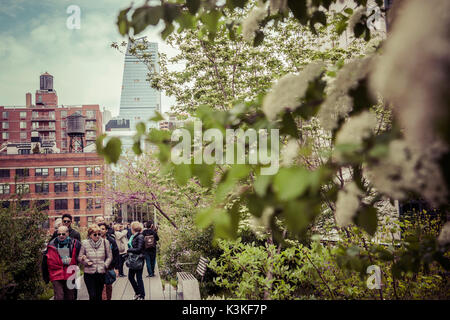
[70,263,169,300]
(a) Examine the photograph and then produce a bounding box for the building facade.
[119,37,161,129]
[0,73,106,229]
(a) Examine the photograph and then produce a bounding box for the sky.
[0,0,177,116]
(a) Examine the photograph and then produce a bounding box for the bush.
[0,199,48,299]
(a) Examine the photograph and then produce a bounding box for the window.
[2,122,8,129]
[86,110,95,119]
[32,111,38,118]
[74,199,80,210]
[87,199,93,210]
[20,132,27,139]
[86,167,92,176]
[15,169,29,177]
[61,141,67,149]
[19,149,30,155]
[0,184,10,194]
[73,182,80,192]
[20,112,27,119]
[2,112,8,119]
[94,182,100,191]
[35,183,49,194]
[55,183,68,193]
[20,200,30,210]
[95,199,101,209]
[55,199,68,210]
[36,200,49,211]
[0,169,9,178]
[73,167,79,177]
[61,111,67,118]
[2,132,8,139]
[16,184,30,194]
[20,121,27,129]
[35,168,49,177]
[87,216,93,224]
[54,167,67,177]
[95,166,101,175]
[86,183,92,193]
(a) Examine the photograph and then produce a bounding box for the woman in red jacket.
[42,226,81,300]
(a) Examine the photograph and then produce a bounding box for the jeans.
[52,280,75,300]
[118,254,127,276]
[84,273,105,301]
[144,250,156,276]
[128,268,145,298]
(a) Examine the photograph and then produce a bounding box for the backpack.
[144,234,155,249]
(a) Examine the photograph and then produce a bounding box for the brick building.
[0,73,107,228]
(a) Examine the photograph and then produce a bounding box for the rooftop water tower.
[67,112,85,153]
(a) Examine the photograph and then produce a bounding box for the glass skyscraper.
[119,37,161,129]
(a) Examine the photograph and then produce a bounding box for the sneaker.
[133,295,139,300]
[137,295,145,300]
[119,274,127,277]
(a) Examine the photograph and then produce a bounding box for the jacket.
[78,238,112,274]
[142,229,159,252]
[42,238,81,283]
[50,227,81,242]
[127,233,145,255]
[115,230,129,255]
[105,234,120,270]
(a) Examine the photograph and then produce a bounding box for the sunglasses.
[92,233,101,237]
[63,220,71,223]
[57,233,66,236]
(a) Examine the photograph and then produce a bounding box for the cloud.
[0,1,178,115]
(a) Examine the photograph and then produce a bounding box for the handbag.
[105,269,117,285]
[126,252,144,270]
[103,239,117,285]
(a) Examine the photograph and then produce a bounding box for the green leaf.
[163,3,181,24]
[201,10,221,33]
[253,30,264,47]
[174,163,191,185]
[161,22,175,40]
[103,137,122,164]
[254,174,272,197]
[280,112,299,138]
[192,163,215,187]
[226,0,248,9]
[287,0,308,25]
[344,8,354,15]
[273,167,310,201]
[247,194,265,218]
[131,6,162,35]
[186,0,201,15]
[135,122,146,134]
[132,141,142,155]
[355,206,378,236]
[283,201,311,233]
[117,6,132,36]
[354,22,365,38]
[150,111,164,122]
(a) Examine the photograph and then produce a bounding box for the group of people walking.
[42,214,159,300]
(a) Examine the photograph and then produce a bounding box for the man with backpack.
[142,221,159,277]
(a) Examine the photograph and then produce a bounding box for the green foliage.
[0,199,48,299]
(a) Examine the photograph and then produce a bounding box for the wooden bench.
[176,256,209,300]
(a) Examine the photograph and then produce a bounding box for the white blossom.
[335,182,362,227]
[336,110,377,146]
[281,138,299,166]
[242,6,267,42]
[437,222,450,246]
[370,0,450,152]
[318,57,373,131]
[262,62,324,120]
[365,139,448,206]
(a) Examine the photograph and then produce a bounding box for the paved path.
[55,262,166,300]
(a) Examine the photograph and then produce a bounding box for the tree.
[97,0,450,296]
